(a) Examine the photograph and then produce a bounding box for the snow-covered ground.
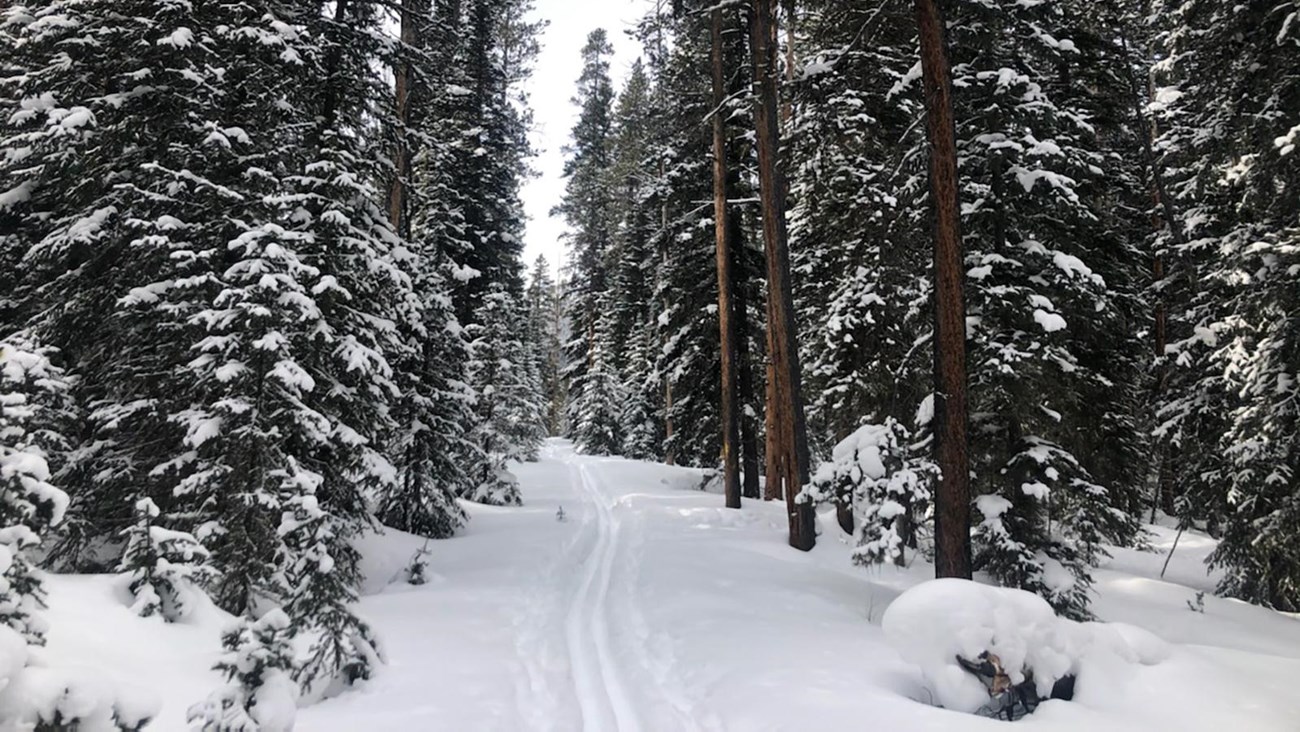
[39,439,1300,730]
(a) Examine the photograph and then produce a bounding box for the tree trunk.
[389,0,419,233]
[750,0,814,551]
[914,0,971,579]
[712,9,743,510]
[661,156,676,467]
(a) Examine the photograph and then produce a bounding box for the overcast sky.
[520,0,647,279]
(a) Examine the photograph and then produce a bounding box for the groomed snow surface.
[30,440,1300,730]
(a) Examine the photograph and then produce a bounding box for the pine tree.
[188,609,298,732]
[524,256,565,436]
[118,497,217,622]
[464,286,540,503]
[0,339,69,645]
[942,0,1148,615]
[278,465,382,698]
[1155,0,1300,611]
[808,419,937,565]
[559,30,619,448]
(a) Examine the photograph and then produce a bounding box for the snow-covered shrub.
[188,610,298,732]
[808,419,937,565]
[118,497,218,622]
[883,579,1169,714]
[0,341,69,644]
[973,437,1141,619]
[0,654,157,731]
[277,464,382,699]
[467,459,522,508]
[0,342,158,730]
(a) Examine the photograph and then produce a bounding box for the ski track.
[563,457,643,732]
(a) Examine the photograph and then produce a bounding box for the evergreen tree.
[465,285,542,503]
[0,339,69,645]
[118,497,217,622]
[278,464,382,698]
[1155,0,1300,610]
[559,30,619,449]
[524,256,565,436]
[188,609,298,732]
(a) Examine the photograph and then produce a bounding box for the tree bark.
[712,9,743,510]
[914,0,971,579]
[750,0,814,550]
[388,0,420,232]
[661,156,676,467]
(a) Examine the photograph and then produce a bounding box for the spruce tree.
[559,30,620,452]
[118,497,217,622]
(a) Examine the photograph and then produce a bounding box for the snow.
[26,440,1300,730]
[1034,309,1068,332]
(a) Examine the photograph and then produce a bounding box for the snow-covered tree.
[118,497,217,622]
[1154,0,1300,611]
[188,610,298,732]
[277,464,382,698]
[464,286,542,504]
[809,419,937,566]
[0,341,69,644]
[570,323,626,457]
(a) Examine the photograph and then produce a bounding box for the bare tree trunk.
[712,9,743,510]
[661,157,676,467]
[914,0,971,579]
[751,0,814,551]
[1115,13,1184,519]
[388,0,419,232]
[736,280,762,498]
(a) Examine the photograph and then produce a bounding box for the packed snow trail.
[37,438,1300,730]
[562,458,641,731]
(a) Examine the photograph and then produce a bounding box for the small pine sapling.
[405,541,431,586]
[809,419,937,566]
[278,464,383,699]
[118,497,218,622]
[188,610,299,732]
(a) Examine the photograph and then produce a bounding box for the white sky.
[520,0,648,279]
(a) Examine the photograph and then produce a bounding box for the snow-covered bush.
[118,497,218,622]
[973,437,1141,619]
[0,340,156,730]
[0,648,157,731]
[0,341,69,644]
[883,579,1169,714]
[808,419,937,565]
[188,609,298,732]
[277,464,382,700]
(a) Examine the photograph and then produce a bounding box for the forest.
[0,0,1298,729]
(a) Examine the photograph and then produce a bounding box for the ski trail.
[564,458,642,732]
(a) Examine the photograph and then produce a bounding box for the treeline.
[0,0,553,726]
[556,0,1300,619]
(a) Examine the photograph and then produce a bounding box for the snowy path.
[562,459,640,731]
[39,438,1300,731]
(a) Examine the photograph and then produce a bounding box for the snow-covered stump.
[883,579,1169,719]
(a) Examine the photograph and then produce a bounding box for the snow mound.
[882,579,1169,713]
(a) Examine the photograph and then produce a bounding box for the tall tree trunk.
[661,157,676,467]
[750,0,814,550]
[1116,14,1185,520]
[389,0,419,232]
[914,0,971,579]
[735,249,762,500]
[712,9,743,510]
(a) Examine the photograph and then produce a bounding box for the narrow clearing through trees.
[562,456,640,731]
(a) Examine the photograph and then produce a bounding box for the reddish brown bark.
[388,0,419,232]
[712,9,743,510]
[914,0,971,579]
[751,0,814,551]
